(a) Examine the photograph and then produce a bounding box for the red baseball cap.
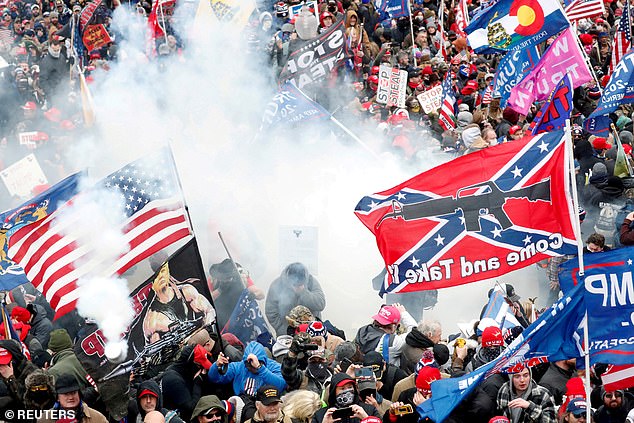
[138,389,159,399]
[482,326,504,347]
[372,305,401,326]
[0,348,12,365]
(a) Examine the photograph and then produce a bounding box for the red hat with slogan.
[0,348,12,365]
[372,305,401,326]
[489,417,509,423]
[415,366,441,391]
[482,326,504,347]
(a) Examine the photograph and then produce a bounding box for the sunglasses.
[605,392,623,399]
[572,412,586,419]
[205,412,222,419]
[29,385,48,392]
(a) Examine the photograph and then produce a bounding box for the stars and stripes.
[564,0,605,21]
[482,83,494,105]
[438,73,457,131]
[609,0,632,73]
[355,131,578,296]
[4,149,192,318]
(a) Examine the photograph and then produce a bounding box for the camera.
[354,366,374,379]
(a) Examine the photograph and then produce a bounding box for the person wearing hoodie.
[47,329,95,394]
[355,304,416,368]
[208,341,286,397]
[399,320,441,374]
[24,303,52,350]
[191,395,228,423]
[265,263,326,337]
[0,339,37,414]
[161,345,210,422]
[37,36,69,99]
[311,373,380,423]
[135,380,185,423]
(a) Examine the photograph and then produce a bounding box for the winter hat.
[48,329,72,353]
[461,126,481,147]
[481,326,504,347]
[457,111,473,126]
[620,130,633,144]
[458,103,470,112]
[415,366,441,391]
[587,86,602,99]
[433,343,450,366]
[10,306,30,324]
[489,418,509,423]
[306,321,327,338]
[415,350,438,373]
[592,137,611,150]
[617,115,632,130]
[372,305,401,326]
[334,341,358,363]
[592,162,608,176]
[579,33,593,45]
[502,107,520,124]
[55,374,80,394]
[272,335,293,358]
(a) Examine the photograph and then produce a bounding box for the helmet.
[371,65,380,75]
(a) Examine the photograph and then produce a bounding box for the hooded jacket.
[136,380,185,423]
[207,341,286,395]
[161,345,206,422]
[311,373,379,423]
[27,304,53,350]
[354,310,416,367]
[191,395,228,423]
[399,328,435,374]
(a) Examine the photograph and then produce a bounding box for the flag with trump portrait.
[355,130,578,297]
[465,0,569,53]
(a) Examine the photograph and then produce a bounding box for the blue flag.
[0,173,81,292]
[559,247,634,365]
[492,45,540,109]
[479,286,521,336]
[530,74,574,135]
[418,283,585,423]
[585,50,634,136]
[223,289,271,345]
[261,82,330,130]
[375,0,408,18]
[465,0,569,53]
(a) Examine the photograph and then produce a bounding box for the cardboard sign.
[18,131,48,149]
[417,84,443,114]
[376,65,407,108]
[82,24,112,52]
[1,154,48,198]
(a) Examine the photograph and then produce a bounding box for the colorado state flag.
[465,0,569,53]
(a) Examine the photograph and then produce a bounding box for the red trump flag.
[355,130,578,296]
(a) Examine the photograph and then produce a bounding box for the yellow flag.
[614,136,633,178]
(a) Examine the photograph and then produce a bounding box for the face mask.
[336,388,355,407]
[30,391,51,404]
[263,20,272,31]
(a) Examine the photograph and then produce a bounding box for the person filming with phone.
[311,373,380,423]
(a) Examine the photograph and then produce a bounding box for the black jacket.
[311,373,380,423]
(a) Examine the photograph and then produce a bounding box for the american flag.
[609,0,632,73]
[454,0,469,37]
[603,364,634,391]
[79,0,103,30]
[482,83,494,105]
[435,0,448,61]
[564,0,605,21]
[3,149,192,318]
[438,73,456,131]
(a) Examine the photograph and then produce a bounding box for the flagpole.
[158,0,169,45]
[563,14,601,87]
[407,0,417,68]
[165,142,197,237]
[611,123,634,176]
[565,119,590,422]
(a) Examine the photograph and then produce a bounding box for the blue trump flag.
[559,247,634,365]
[530,74,574,135]
[585,50,634,136]
[418,283,585,422]
[0,173,81,291]
[492,45,540,109]
[375,0,408,18]
[465,0,569,53]
[223,289,271,345]
[261,82,330,130]
[479,285,521,336]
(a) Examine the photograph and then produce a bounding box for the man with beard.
[143,262,216,344]
[245,386,290,423]
[594,389,633,422]
[537,359,577,406]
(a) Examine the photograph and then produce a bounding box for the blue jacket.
[207,341,286,395]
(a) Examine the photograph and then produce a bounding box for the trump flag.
[355,130,578,296]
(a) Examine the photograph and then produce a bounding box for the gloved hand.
[193,344,212,371]
[289,332,311,356]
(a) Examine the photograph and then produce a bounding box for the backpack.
[594,201,624,248]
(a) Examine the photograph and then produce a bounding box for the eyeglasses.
[605,392,623,399]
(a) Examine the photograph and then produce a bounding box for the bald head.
[144,411,165,423]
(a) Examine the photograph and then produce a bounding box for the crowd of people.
[2,0,634,419]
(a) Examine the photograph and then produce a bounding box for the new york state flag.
[355,130,578,296]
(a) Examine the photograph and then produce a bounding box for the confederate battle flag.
[355,130,578,296]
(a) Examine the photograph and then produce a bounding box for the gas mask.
[335,388,355,407]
